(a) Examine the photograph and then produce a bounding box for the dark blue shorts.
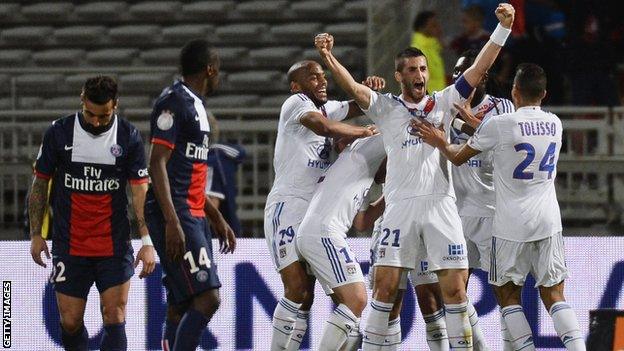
[147,209,221,305]
[50,252,134,300]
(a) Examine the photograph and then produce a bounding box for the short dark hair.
[82,75,118,104]
[458,49,479,66]
[395,47,426,72]
[514,63,547,101]
[180,39,219,77]
[413,11,436,31]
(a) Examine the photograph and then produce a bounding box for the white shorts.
[297,232,364,294]
[461,216,493,271]
[264,198,309,271]
[369,220,411,289]
[374,196,468,271]
[489,232,569,288]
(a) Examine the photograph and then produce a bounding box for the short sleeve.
[434,74,474,124]
[205,163,225,199]
[361,90,393,124]
[322,100,349,121]
[150,96,183,149]
[34,123,59,180]
[127,128,149,184]
[468,115,499,152]
[284,94,320,126]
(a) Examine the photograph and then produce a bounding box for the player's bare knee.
[440,284,466,304]
[539,285,565,311]
[60,317,84,334]
[193,289,221,318]
[102,304,126,324]
[350,292,368,316]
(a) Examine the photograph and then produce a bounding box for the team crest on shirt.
[378,248,386,258]
[316,143,331,160]
[279,247,287,258]
[156,110,174,131]
[347,265,357,276]
[196,270,208,282]
[110,144,123,157]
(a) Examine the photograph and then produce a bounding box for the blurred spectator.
[565,11,620,106]
[411,10,446,92]
[205,143,246,237]
[462,0,527,36]
[451,6,491,56]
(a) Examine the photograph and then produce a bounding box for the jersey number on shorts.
[50,261,67,283]
[512,142,557,180]
[380,228,401,247]
[278,226,295,246]
[184,247,211,273]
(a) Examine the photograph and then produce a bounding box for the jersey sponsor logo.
[517,121,557,137]
[63,166,120,192]
[64,145,73,151]
[185,142,210,161]
[110,144,123,157]
[306,159,331,169]
[137,168,149,177]
[467,159,482,167]
[316,143,331,160]
[156,110,174,131]
[402,125,424,149]
[443,243,467,262]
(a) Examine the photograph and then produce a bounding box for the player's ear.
[540,89,547,101]
[290,81,301,94]
[207,64,217,78]
[394,71,402,84]
[112,98,119,110]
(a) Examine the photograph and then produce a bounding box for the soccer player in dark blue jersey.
[29,76,156,351]
[145,39,236,351]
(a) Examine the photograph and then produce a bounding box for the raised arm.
[315,33,373,110]
[462,3,515,87]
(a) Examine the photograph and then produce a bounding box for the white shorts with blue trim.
[263,198,309,271]
[461,215,494,271]
[297,232,364,294]
[489,232,569,287]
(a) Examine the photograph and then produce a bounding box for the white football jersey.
[266,94,349,206]
[468,106,563,242]
[298,135,386,238]
[363,77,472,203]
[451,95,514,217]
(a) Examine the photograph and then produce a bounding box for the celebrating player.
[417,63,585,351]
[266,60,382,350]
[315,3,514,350]
[296,134,386,350]
[145,39,236,351]
[29,76,155,351]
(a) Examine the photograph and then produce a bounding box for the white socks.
[319,304,359,351]
[445,302,473,350]
[500,313,513,351]
[285,310,309,351]
[342,320,362,351]
[423,309,449,351]
[549,302,585,351]
[382,318,401,350]
[501,305,535,351]
[467,301,489,351]
[362,299,393,350]
[271,297,302,351]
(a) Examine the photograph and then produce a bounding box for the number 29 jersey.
[468,106,563,242]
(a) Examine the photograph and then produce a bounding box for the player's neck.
[181,76,207,98]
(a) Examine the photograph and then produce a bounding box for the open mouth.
[413,82,425,91]
[317,88,327,96]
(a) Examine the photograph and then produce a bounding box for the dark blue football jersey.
[147,81,211,217]
[35,113,148,257]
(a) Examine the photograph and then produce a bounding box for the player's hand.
[135,243,156,278]
[30,235,50,267]
[315,33,334,56]
[165,219,186,262]
[212,218,237,254]
[495,3,515,29]
[412,119,446,148]
[453,102,483,129]
[362,76,386,91]
[358,124,378,137]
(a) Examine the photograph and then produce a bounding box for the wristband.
[141,235,153,246]
[490,23,511,46]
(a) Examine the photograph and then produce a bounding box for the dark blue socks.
[61,323,88,351]
[163,319,179,350]
[100,322,127,351]
[173,308,209,351]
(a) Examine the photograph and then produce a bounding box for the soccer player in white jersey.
[315,4,514,350]
[266,60,383,350]
[296,134,386,350]
[449,49,514,351]
[417,63,585,351]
